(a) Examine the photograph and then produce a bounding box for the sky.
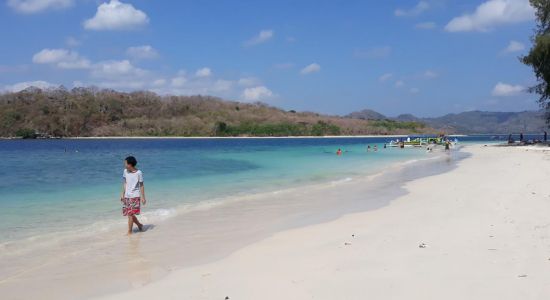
[0,0,541,117]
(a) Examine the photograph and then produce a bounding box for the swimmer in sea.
[336,148,342,156]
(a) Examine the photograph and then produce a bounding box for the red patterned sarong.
[122,197,141,216]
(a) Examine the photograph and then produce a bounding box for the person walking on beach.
[544,131,547,142]
[520,132,524,142]
[121,156,146,235]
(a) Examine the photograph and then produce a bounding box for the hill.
[348,108,547,134]
[345,109,386,120]
[0,87,431,138]
[397,111,546,134]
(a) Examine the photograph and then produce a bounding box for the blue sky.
[0,0,540,117]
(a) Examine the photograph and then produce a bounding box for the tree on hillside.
[522,0,550,125]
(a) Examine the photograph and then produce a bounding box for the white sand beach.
[96,145,550,300]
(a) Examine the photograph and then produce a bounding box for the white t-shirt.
[123,169,143,198]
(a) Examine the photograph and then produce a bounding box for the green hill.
[0,87,431,138]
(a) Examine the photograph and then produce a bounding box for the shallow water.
[0,135,521,244]
[0,136,508,299]
[0,137,415,243]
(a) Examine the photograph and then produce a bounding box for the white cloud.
[242,86,273,101]
[415,22,437,29]
[379,73,393,82]
[90,80,149,90]
[300,63,321,75]
[244,30,274,46]
[32,48,91,69]
[354,46,392,59]
[170,76,187,88]
[445,0,534,32]
[423,70,438,79]
[395,80,405,88]
[7,0,72,14]
[84,0,149,31]
[126,45,159,60]
[212,80,234,92]
[65,36,81,47]
[152,79,166,87]
[91,59,146,79]
[395,1,430,17]
[2,80,58,92]
[238,77,261,87]
[492,82,524,96]
[502,40,525,53]
[164,73,238,98]
[195,67,212,78]
[410,87,421,94]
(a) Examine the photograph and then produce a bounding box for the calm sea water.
[0,135,527,244]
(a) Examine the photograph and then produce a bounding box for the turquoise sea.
[0,135,520,246]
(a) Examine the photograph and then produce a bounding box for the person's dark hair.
[125,156,137,167]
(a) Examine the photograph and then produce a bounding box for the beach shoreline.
[3,144,549,300]
[0,144,463,300]
[97,144,550,300]
[0,134,473,140]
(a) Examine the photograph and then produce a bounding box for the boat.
[387,136,451,148]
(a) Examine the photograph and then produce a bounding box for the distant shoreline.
[0,134,471,140]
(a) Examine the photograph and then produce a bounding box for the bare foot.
[126,231,133,236]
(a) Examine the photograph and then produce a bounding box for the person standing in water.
[544,131,547,142]
[336,148,342,156]
[373,145,378,152]
[121,156,146,235]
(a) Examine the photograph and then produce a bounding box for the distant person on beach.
[520,133,524,142]
[508,134,513,144]
[445,140,450,151]
[545,131,547,142]
[121,156,146,235]
[336,148,342,156]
